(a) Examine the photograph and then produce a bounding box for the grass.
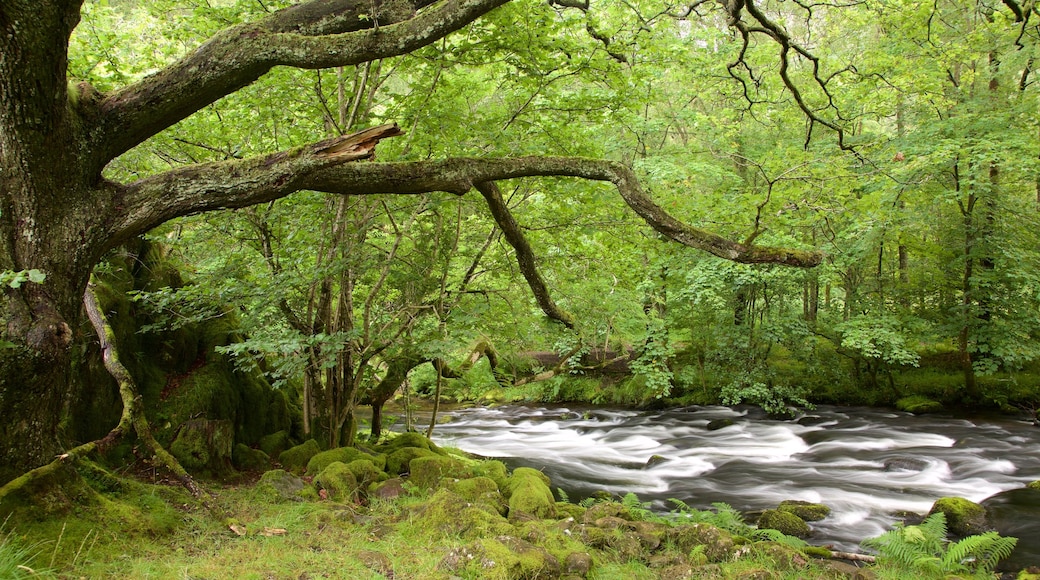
[0,448,1021,580]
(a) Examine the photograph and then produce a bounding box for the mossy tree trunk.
[0,0,821,484]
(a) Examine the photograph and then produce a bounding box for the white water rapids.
[424,404,1040,552]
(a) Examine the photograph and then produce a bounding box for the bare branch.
[476,181,576,328]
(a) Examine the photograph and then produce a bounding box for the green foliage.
[719,380,814,416]
[0,269,45,289]
[667,500,808,548]
[0,521,51,579]
[862,512,1017,577]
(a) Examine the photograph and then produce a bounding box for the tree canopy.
[0,0,1037,482]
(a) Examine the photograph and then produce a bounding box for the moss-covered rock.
[471,459,510,489]
[343,459,387,492]
[254,469,311,503]
[414,488,513,539]
[313,461,360,502]
[665,523,736,563]
[232,443,270,472]
[581,501,633,524]
[895,395,943,414]
[757,509,811,538]
[450,476,507,515]
[306,447,384,476]
[1027,480,1040,491]
[458,536,560,580]
[409,455,468,489]
[385,446,438,475]
[749,542,811,571]
[257,430,292,459]
[929,496,988,536]
[378,431,443,455]
[505,467,557,520]
[278,439,321,474]
[777,500,831,522]
[169,419,234,476]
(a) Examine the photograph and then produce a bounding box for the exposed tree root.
[1,278,226,521]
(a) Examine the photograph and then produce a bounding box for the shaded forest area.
[1,0,1038,479]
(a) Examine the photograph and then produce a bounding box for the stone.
[313,461,360,502]
[231,443,270,472]
[563,552,593,576]
[278,439,321,474]
[777,500,831,521]
[929,496,988,536]
[409,455,467,490]
[170,418,234,475]
[505,467,557,519]
[255,469,309,503]
[706,418,736,431]
[757,509,811,538]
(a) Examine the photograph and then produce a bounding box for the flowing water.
[426,404,1040,554]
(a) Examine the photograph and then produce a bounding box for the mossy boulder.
[257,430,292,459]
[169,418,234,475]
[445,536,560,580]
[378,431,443,455]
[896,395,943,414]
[414,488,513,539]
[343,459,387,492]
[471,459,510,489]
[757,509,811,538]
[929,496,988,536]
[232,443,270,472]
[254,469,312,503]
[777,500,831,522]
[385,446,438,475]
[581,501,633,524]
[449,476,507,515]
[409,455,468,489]
[313,462,360,502]
[666,523,737,563]
[749,542,811,572]
[1027,480,1040,491]
[505,467,557,520]
[278,439,321,474]
[306,447,384,476]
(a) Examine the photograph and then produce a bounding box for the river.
[426,404,1040,555]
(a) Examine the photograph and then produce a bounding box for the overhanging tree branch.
[93,0,510,165]
[118,128,821,267]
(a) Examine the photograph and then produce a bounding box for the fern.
[863,512,1017,577]
[556,488,570,504]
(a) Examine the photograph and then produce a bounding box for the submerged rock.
[981,487,1040,571]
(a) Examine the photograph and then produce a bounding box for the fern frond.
[944,532,1017,573]
[556,488,570,503]
[917,512,948,541]
[578,497,598,508]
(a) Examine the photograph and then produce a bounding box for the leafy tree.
[1,0,825,481]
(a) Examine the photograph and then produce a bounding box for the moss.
[757,509,811,538]
[377,431,443,455]
[258,430,291,458]
[342,459,387,492]
[471,459,510,489]
[414,488,513,539]
[665,523,736,563]
[895,395,943,414]
[556,501,586,521]
[505,468,557,519]
[800,545,833,559]
[777,500,831,522]
[313,462,359,503]
[169,418,234,476]
[231,443,270,472]
[408,455,467,489]
[929,496,988,536]
[306,447,383,476]
[459,536,561,580]
[749,541,811,571]
[385,446,438,475]
[449,476,507,515]
[278,439,321,474]
[1028,480,1040,491]
[253,469,316,503]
